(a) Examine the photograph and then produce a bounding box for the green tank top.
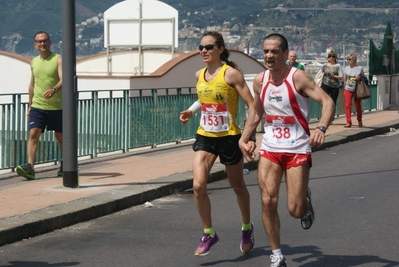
[31,53,62,110]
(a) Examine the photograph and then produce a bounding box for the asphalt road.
[0,132,398,267]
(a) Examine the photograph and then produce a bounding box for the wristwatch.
[316,126,326,133]
[52,87,57,93]
[249,135,256,142]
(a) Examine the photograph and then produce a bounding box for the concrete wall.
[77,50,180,76]
[77,50,267,91]
[1,49,266,93]
[376,75,391,110]
[391,74,399,109]
[0,51,31,94]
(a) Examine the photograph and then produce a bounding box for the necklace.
[269,69,286,83]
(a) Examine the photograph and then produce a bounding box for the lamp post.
[62,0,79,188]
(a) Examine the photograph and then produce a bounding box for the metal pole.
[62,0,79,188]
[139,0,143,75]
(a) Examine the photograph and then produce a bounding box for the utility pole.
[62,0,79,188]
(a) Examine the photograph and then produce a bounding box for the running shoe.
[194,233,219,256]
[240,222,254,254]
[300,188,315,230]
[270,254,287,267]
[16,163,35,180]
[57,163,63,177]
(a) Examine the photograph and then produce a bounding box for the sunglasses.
[328,55,336,58]
[199,44,217,51]
[34,39,49,44]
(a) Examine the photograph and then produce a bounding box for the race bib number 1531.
[200,103,229,132]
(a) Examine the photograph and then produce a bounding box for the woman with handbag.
[316,51,343,121]
[343,54,364,128]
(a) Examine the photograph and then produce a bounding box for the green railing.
[0,83,378,171]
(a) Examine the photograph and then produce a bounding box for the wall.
[376,75,391,110]
[0,51,31,94]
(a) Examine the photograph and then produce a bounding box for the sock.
[272,248,284,259]
[204,227,215,237]
[242,222,251,231]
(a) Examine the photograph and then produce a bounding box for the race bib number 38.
[265,115,297,146]
[200,103,229,132]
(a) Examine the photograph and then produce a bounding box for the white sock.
[272,248,283,258]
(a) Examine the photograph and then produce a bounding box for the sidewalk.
[0,110,398,246]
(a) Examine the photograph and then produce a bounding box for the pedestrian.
[286,51,305,70]
[179,31,255,257]
[16,31,63,180]
[315,50,343,120]
[343,54,364,128]
[238,33,335,267]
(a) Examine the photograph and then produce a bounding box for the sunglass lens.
[199,44,215,51]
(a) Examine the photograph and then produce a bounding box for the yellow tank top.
[196,64,241,137]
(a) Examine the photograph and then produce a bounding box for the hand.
[179,110,193,125]
[308,129,325,148]
[239,139,257,161]
[43,89,55,99]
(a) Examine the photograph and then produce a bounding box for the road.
[0,132,398,267]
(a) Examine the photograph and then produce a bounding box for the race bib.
[265,115,297,146]
[200,103,229,132]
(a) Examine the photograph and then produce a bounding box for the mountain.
[0,0,398,57]
[0,0,120,55]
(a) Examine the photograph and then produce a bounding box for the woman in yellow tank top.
[179,31,255,257]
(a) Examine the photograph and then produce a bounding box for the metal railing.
[0,83,378,172]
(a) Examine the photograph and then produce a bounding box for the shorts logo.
[296,157,307,164]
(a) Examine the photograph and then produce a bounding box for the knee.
[287,201,307,218]
[261,194,278,213]
[55,133,63,143]
[193,182,207,197]
[230,182,248,196]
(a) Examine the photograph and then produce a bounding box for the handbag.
[356,79,371,100]
[314,68,323,87]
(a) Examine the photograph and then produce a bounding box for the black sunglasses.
[328,55,336,58]
[34,39,49,44]
[199,44,217,51]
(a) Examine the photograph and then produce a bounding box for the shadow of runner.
[283,245,399,267]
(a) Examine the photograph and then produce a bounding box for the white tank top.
[259,67,311,154]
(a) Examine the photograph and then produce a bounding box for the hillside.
[0,0,398,57]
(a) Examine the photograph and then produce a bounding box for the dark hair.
[34,31,50,41]
[201,31,239,69]
[264,33,289,52]
[327,50,338,61]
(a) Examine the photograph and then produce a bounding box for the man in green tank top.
[16,31,63,180]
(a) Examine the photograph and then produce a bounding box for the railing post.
[93,91,98,158]
[124,90,130,153]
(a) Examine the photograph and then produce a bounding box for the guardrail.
[0,83,377,172]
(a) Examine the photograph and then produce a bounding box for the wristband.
[249,135,256,142]
[187,101,201,115]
